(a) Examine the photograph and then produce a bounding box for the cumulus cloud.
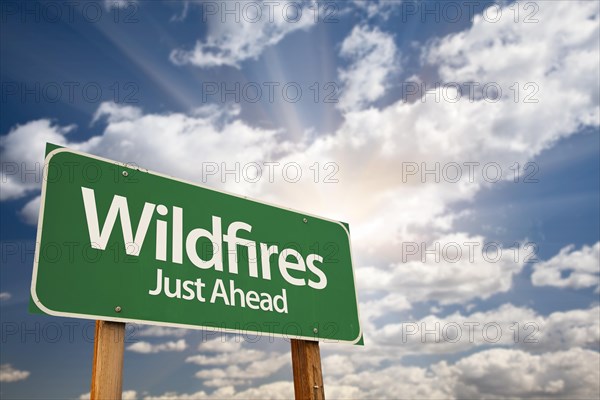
[425,1,599,150]
[324,347,600,399]
[374,304,600,355]
[338,25,398,111]
[352,0,399,20]
[358,233,528,306]
[170,0,315,68]
[532,242,600,291]
[79,390,137,400]
[80,347,600,399]
[141,382,293,400]
[133,325,189,338]
[194,353,289,387]
[185,337,290,387]
[2,103,281,208]
[0,120,72,200]
[186,349,265,366]
[19,195,41,225]
[126,339,187,354]
[446,347,600,399]
[92,101,143,124]
[0,364,30,382]
[196,337,243,353]
[0,292,11,301]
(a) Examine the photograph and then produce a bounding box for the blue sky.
[1,1,599,398]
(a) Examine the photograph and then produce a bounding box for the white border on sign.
[30,147,363,345]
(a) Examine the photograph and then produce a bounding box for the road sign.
[31,145,362,344]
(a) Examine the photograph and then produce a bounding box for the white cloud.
[186,349,265,366]
[352,0,399,20]
[425,1,599,150]
[360,292,411,320]
[170,1,316,68]
[92,101,143,124]
[19,195,40,225]
[445,347,600,399]
[374,304,600,355]
[0,364,30,382]
[79,390,138,400]
[0,292,11,301]
[324,347,600,399]
[103,0,137,11]
[532,242,600,291]
[170,0,189,22]
[134,325,189,338]
[82,347,600,399]
[194,353,289,385]
[126,339,187,354]
[5,102,281,213]
[187,337,289,388]
[142,382,293,400]
[338,25,398,111]
[362,233,527,306]
[196,337,243,353]
[322,354,356,377]
[0,120,72,200]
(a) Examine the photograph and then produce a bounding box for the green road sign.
[30,145,362,344]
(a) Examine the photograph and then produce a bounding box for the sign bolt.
[115,306,122,313]
[122,171,128,177]
[303,218,308,223]
[313,327,318,334]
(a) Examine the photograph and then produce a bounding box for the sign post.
[90,321,125,400]
[291,339,325,400]
[30,144,362,398]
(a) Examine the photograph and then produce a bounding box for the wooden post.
[90,321,126,400]
[291,339,325,400]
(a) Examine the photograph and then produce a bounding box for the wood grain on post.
[90,321,126,400]
[291,339,325,400]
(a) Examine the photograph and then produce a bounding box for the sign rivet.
[115,306,122,313]
[313,327,318,334]
[122,171,128,177]
[303,218,308,223]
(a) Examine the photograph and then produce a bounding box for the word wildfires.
[80,186,323,314]
[149,269,288,314]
